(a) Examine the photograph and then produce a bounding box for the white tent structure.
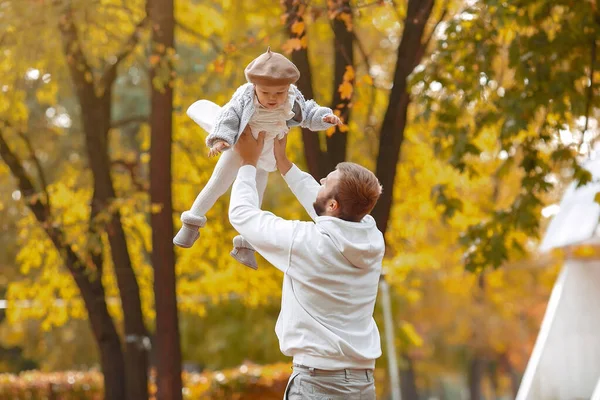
[517,159,600,400]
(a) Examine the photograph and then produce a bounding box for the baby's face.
[255,84,290,109]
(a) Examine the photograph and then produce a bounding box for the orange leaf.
[343,65,355,82]
[291,21,305,36]
[339,13,353,31]
[282,38,303,54]
[149,54,161,66]
[325,126,336,137]
[338,81,353,100]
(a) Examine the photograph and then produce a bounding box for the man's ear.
[328,199,339,213]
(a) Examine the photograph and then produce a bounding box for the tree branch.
[111,116,148,129]
[175,20,222,53]
[58,5,95,95]
[0,125,98,270]
[372,0,436,235]
[0,126,47,216]
[101,16,149,89]
[112,159,148,191]
[414,3,449,68]
[352,30,378,141]
[16,130,52,212]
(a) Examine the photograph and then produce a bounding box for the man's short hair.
[333,162,383,222]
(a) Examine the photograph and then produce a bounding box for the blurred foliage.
[0,0,596,396]
[0,363,388,399]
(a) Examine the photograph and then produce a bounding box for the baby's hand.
[323,114,342,125]
[208,140,230,157]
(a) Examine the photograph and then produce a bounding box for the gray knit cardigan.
[206,83,334,147]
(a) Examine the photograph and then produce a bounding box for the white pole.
[380,275,402,400]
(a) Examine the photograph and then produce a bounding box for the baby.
[173,47,341,269]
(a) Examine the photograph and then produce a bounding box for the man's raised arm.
[274,136,321,221]
[228,129,297,273]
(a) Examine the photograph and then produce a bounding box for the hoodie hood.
[315,214,385,269]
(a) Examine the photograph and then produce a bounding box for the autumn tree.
[1,1,592,398]
[0,1,150,399]
[149,0,183,398]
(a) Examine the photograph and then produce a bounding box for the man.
[229,129,385,399]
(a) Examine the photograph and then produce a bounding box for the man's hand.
[235,128,265,167]
[208,140,230,157]
[274,135,293,176]
[323,114,342,125]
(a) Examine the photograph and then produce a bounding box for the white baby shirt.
[247,86,296,172]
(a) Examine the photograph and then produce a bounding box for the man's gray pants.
[283,364,376,399]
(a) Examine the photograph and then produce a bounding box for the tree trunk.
[468,355,485,400]
[499,352,520,398]
[58,9,150,400]
[0,132,126,400]
[283,0,356,179]
[148,0,183,398]
[283,0,328,179]
[400,353,420,400]
[325,0,353,170]
[372,0,435,235]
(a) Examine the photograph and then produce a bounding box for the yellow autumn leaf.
[151,203,164,214]
[343,65,355,82]
[338,81,353,100]
[400,321,424,347]
[282,38,303,54]
[338,12,353,31]
[291,21,305,36]
[149,54,161,66]
[362,75,373,85]
[300,35,308,48]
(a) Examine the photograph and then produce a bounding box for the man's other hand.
[274,135,292,175]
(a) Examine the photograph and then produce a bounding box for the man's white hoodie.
[229,164,385,369]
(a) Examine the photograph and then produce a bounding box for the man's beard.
[313,197,328,217]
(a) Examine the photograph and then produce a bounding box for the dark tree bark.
[58,7,150,400]
[499,352,521,398]
[283,0,355,179]
[148,0,182,398]
[325,0,354,170]
[282,0,328,179]
[371,0,435,235]
[0,130,126,400]
[400,354,420,400]
[468,355,485,400]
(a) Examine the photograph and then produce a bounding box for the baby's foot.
[173,213,207,248]
[230,235,258,270]
[173,224,200,248]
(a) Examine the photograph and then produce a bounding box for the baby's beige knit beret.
[245,47,300,86]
